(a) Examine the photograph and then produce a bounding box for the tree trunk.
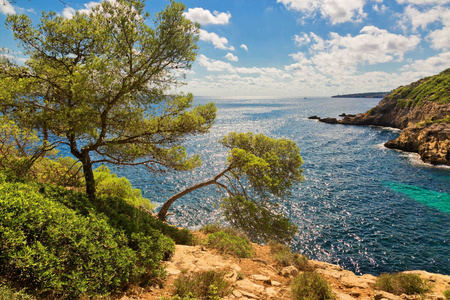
[80,151,96,202]
[157,166,232,222]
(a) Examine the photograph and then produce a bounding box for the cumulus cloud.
[0,1,16,15]
[396,0,450,4]
[240,44,248,51]
[277,0,367,24]
[289,26,420,76]
[402,5,445,30]
[62,7,76,19]
[197,54,234,72]
[61,0,118,19]
[183,7,231,25]
[199,29,235,50]
[225,53,239,61]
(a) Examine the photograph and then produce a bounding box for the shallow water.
[108,97,449,276]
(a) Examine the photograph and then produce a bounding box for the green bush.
[0,280,36,300]
[444,290,450,300]
[206,230,253,258]
[291,272,335,300]
[94,165,154,211]
[0,176,175,299]
[270,241,310,271]
[374,273,431,295]
[173,270,232,300]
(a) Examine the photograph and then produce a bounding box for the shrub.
[270,241,311,271]
[200,224,223,234]
[0,280,36,300]
[206,231,253,258]
[94,165,154,211]
[374,273,431,295]
[0,177,174,299]
[444,290,450,300]
[173,270,232,300]
[291,272,335,300]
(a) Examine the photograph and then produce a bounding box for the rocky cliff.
[327,69,450,166]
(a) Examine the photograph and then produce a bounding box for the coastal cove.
[105,96,450,277]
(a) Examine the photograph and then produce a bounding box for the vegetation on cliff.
[392,68,450,108]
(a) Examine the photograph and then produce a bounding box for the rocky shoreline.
[312,70,450,166]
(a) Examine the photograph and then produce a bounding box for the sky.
[1,0,449,97]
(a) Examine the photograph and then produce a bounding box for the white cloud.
[277,0,367,24]
[61,0,118,19]
[402,5,445,30]
[0,1,16,15]
[183,7,231,25]
[396,0,450,4]
[289,26,420,76]
[197,54,234,72]
[372,4,388,13]
[240,44,248,51]
[199,29,235,50]
[225,53,239,62]
[294,33,311,46]
[62,7,76,19]
[402,51,450,72]
[428,26,450,49]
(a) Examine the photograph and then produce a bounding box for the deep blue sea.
[108,97,450,276]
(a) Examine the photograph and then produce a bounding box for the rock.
[374,290,401,300]
[233,290,243,298]
[280,266,299,277]
[270,280,282,286]
[385,123,450,165]
[236,278,265,293]
[319,117,339,124]
[308,115,320,120]
[239,290,260,299]
[265,287,278,298]
[250,274,271,283]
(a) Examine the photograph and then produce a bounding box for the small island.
[332,92,390,98]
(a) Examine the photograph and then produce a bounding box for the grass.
[444,290,450,300]
[172,270,232,300]
[291,272,335,300]
[374,273,431,295]
[270,241,311,271]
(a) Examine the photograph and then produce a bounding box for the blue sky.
[1,0,449,97]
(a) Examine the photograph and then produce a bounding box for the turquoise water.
[108,97,449,276]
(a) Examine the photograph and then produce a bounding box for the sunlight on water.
[108,97,450,276]
[385,182,450,213]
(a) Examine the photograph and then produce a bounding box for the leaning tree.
[158,132,304,243]
[0,0,216,202]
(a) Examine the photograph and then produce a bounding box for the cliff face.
[335,69,450,166]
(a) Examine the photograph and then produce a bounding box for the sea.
[106,96,450,276]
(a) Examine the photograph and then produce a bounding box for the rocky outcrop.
[125,243,450,300]
[385,123,450,165]
[317,69,450,166]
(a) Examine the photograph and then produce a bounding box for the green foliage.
[1,0,216,201]
[0,117,48,177]
[269,241,311,271]
[205,230,253,258]
[0,174,181,299]
[94,164,154,211]
[219,132,303,243]
[0,280,36,300]
[374,273,432,295]
[291,272,335,300]
[393,68,450,108]
[222,195,298,244]
[444,290,450,300]
[172,270,232,300]
[200,224,223,234]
